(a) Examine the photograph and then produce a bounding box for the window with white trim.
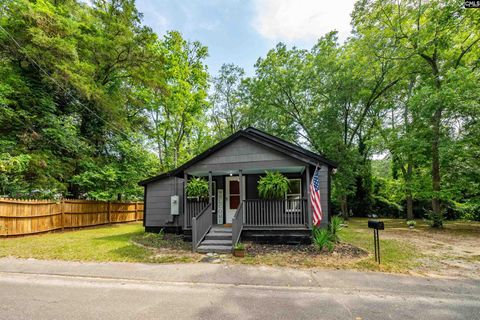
[286,178,302,212]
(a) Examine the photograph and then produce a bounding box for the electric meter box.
[170,195,179,215]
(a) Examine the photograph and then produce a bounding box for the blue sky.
[136,0,356,76]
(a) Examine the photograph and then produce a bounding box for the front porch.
[183,167,314,252]
[185,198,309,230]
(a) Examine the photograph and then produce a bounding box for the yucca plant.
[312,227,334,252]
[328,216,344,243]
[257,171,290,199]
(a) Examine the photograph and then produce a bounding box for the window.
[286,179,302,212]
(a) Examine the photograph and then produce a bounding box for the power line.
[0,24,134,142]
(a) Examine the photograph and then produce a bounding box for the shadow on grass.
[106,244,151,262]
[93,231,144,242]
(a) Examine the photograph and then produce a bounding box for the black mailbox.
[368,220,384,264]
[368,220,384,230]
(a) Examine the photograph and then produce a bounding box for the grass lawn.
[1,219,479,278]
[0,223,199,263]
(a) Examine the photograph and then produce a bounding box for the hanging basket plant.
[186,177,209,200]
[257,171,290,200]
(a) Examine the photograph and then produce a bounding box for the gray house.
[139,127,336,253]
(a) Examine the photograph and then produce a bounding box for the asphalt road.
[0,258,478,320]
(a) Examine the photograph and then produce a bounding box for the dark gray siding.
[145,177,184,227]
[318,165,329,227]
[186,137,304,174]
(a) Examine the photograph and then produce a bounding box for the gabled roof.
[138,127,336,186]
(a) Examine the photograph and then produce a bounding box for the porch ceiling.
[188,166,305,177]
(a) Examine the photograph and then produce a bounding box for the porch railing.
[232,202,244,247]
[185,199,209,229]
[244,199,308,227]
[192,203,212,252]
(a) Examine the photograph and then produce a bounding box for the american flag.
[310,167,323,226]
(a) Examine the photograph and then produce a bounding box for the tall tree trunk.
[406,162,414,220]
[431,107,442,227]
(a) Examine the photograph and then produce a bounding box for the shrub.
[406,220,416,227]
[139,230,165,247]
[328,215,344,243]
[312,216,344,252]
[186,177,209,199]
[312,228,334,252]
[426,210,444,228]
[257,171,290,199]
[234,242,245,250]
[370,196,403,218]
[450,201,480,221]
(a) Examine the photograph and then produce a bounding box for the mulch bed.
[246,242,368,259]
[132,233,191,251]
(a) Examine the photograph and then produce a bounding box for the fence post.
[107,201,111,224]
[135,202,138,221]
[61,200,65,232]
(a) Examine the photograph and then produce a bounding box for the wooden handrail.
[185,199,209,228]
[192,203,212,252]
[232,202,244,247]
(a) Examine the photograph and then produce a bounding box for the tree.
[354,0,480,226]
[145,31,209,171]
[210,63,247,138]
[0,0,166,199]
[243,32,400,216]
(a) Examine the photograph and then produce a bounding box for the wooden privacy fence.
[0,199,144,237]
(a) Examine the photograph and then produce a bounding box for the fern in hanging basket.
[257,171,290,199]
[186,177,209,200]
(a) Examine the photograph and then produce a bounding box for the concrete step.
[209,228,232,233]
[197,245,232,254]
[205,234,231,241]
[207,231,232,236]
[201,239,232,246]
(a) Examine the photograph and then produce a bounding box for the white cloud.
[252,0,355,44]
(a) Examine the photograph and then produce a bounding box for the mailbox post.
[368,220,384,264]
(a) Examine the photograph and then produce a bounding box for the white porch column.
[306,166,312,229]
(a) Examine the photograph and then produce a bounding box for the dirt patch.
[350,219,480,279]
[247,242,368,259]
[131,233,202,263]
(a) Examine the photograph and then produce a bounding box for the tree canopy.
[1,0,479,224]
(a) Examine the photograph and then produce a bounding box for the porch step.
[201,239,232,246]
[197,245,232,253]
[210,227,232,233]
[197,226,233,253]
[205,234,231,241]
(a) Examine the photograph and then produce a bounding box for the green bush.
[328,215,344,242]
[312,216,344,252]
[186,177,209,199]
[138,230,165,247]
[370,196,403,218]
[426,210,444,228]
[234,242,245,250]
[449,202,480,221]
[406,220,416,227]
[312,228,334,252]
[257,171,290,199]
